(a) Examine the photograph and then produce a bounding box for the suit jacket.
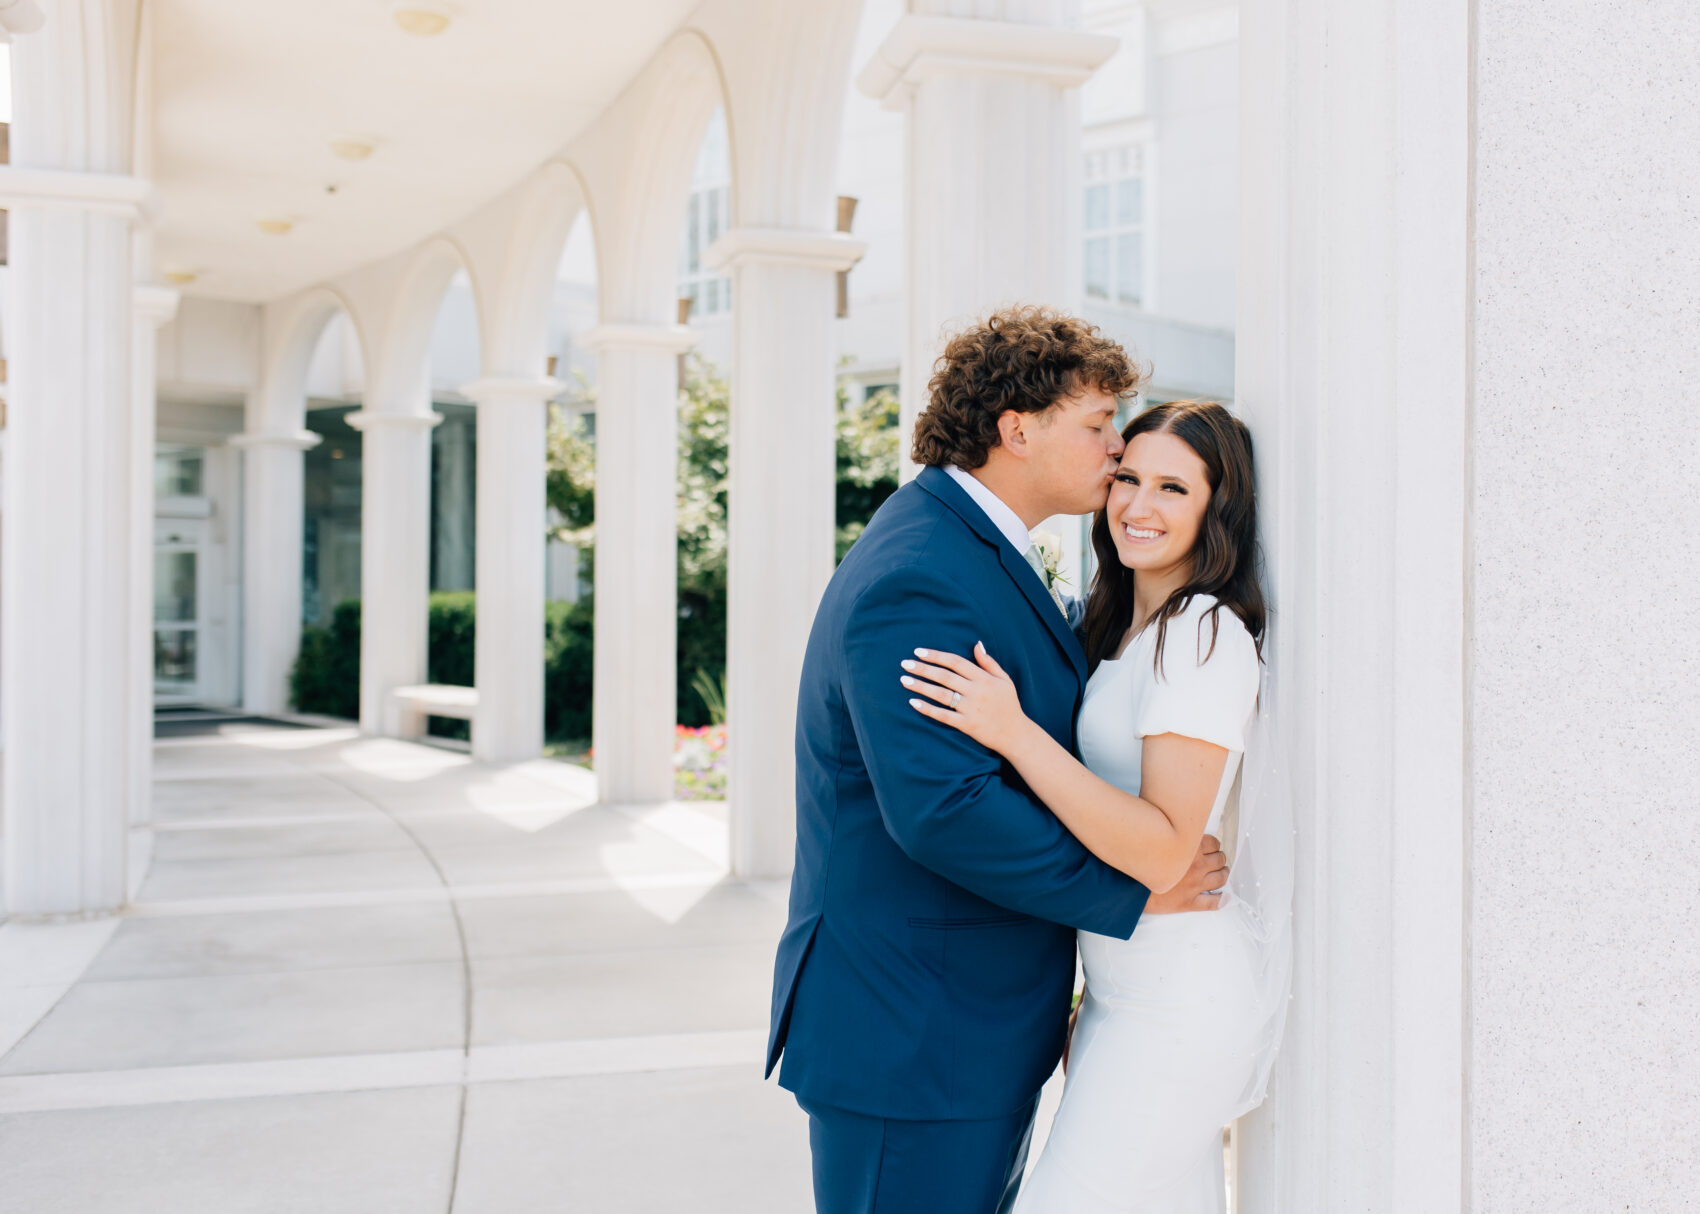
[768,464,1149,1121]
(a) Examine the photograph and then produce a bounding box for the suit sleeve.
[841,565,1148,938]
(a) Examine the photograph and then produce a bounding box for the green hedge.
[290,592,596,743]
[290,600,361,720]
[676,582,725,729]
[543,597,595,741]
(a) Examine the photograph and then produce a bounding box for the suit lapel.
[916,466,1089,688]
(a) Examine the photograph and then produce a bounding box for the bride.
[900,399,1291,1212]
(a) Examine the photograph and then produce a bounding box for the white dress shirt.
[943,464,1032,553]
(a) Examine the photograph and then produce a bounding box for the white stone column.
[128,284,180,827]
[346,408,441,735]
[460,376,561,763]
[125,0,171,828]
[0,82,147,912]
[231,427,321,715]
[1233,0,1469,1210]
[580,325,696,804]
[705,230,865,878]
[859,10,1116,473]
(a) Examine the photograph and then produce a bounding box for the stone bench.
[387,683,478,740]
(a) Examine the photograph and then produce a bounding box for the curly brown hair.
[911,305,1145,469]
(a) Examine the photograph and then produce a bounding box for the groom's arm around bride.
[842,561,1145,928]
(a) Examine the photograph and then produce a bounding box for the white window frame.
[678,110,733,318]
[1082,137,1155,311]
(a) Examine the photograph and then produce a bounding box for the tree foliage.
[545,377,597,543]
[835,385,901,561]
[302,355,901,732]
[663,359,901,720]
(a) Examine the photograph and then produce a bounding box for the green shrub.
[836,387,901,557]
[288,592,596,745]
[424,593,475,738]
[676,580,725,728]
[427,592,476,686]
[289,599,360,719]
[544,596,595,742]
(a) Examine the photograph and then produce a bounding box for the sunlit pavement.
[0,721,813,1213]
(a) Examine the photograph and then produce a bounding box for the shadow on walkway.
[0,720,809,1213]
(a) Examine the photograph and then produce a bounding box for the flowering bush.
[674,723,728,801]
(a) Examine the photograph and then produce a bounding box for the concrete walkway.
[0,721,813,1213]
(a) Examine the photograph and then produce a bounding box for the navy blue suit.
[769,466,1149,1213]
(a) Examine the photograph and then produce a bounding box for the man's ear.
[996,410,1029,459]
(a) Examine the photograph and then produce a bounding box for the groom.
[768,307,1229,1214]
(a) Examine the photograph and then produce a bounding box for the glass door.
[154,520,203,701]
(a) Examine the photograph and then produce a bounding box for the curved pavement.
[0,721,811,1213]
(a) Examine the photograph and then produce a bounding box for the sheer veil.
[1220,662,1295,1119]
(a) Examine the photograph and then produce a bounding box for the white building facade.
[0,0,1695,1210]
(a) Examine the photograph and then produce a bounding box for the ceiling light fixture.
[330,138,376,161]
[163,269,199,285]
[393,8,450,37]
[256,218,294,236]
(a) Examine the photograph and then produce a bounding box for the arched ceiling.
[151,0,700,302]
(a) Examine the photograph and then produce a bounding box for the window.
[1083,144,1146,308]
[155,443,205,497]
[679,110,733,318]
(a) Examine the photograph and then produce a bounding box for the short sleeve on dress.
[1134,599,1260,753]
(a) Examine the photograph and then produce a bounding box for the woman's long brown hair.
[1079,401,1267,677]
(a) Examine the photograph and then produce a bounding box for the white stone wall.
[157,297,260,397]
[302,311,363,402]
[690,0,1236,398]
[836,0,906,359]
[1150,32,1235,330]
[426,273,482,394]
[1469,1,1700,1206]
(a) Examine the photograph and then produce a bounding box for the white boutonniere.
[1030,530,1071,616]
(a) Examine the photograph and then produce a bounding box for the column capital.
[458,375,564,404]
[230,429,322,452]
[0,166,154,219]
[134,284,181,327]
[581,324,699,355]
[857,14,1118,106]
[0,1,45,36]
[344,411,443,432]
[704,229,867,274]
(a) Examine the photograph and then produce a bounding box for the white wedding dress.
[1014,595,1269,1214]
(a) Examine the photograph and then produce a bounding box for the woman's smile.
[1106,430,1211,578]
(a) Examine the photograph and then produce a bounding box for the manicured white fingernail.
[909,698,925,708]
[901,660,917,670]
[914,648,930,658]
[901,676,916,687]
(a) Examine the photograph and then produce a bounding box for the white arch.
[258,285,368,433]
[371,234,487,405]
[695,0,865,229]
[592,27,733,323]
[484,158,600,379]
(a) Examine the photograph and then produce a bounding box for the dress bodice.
[1076,594,1259,839]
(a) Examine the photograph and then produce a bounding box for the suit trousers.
[798,1095,1041,1214]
